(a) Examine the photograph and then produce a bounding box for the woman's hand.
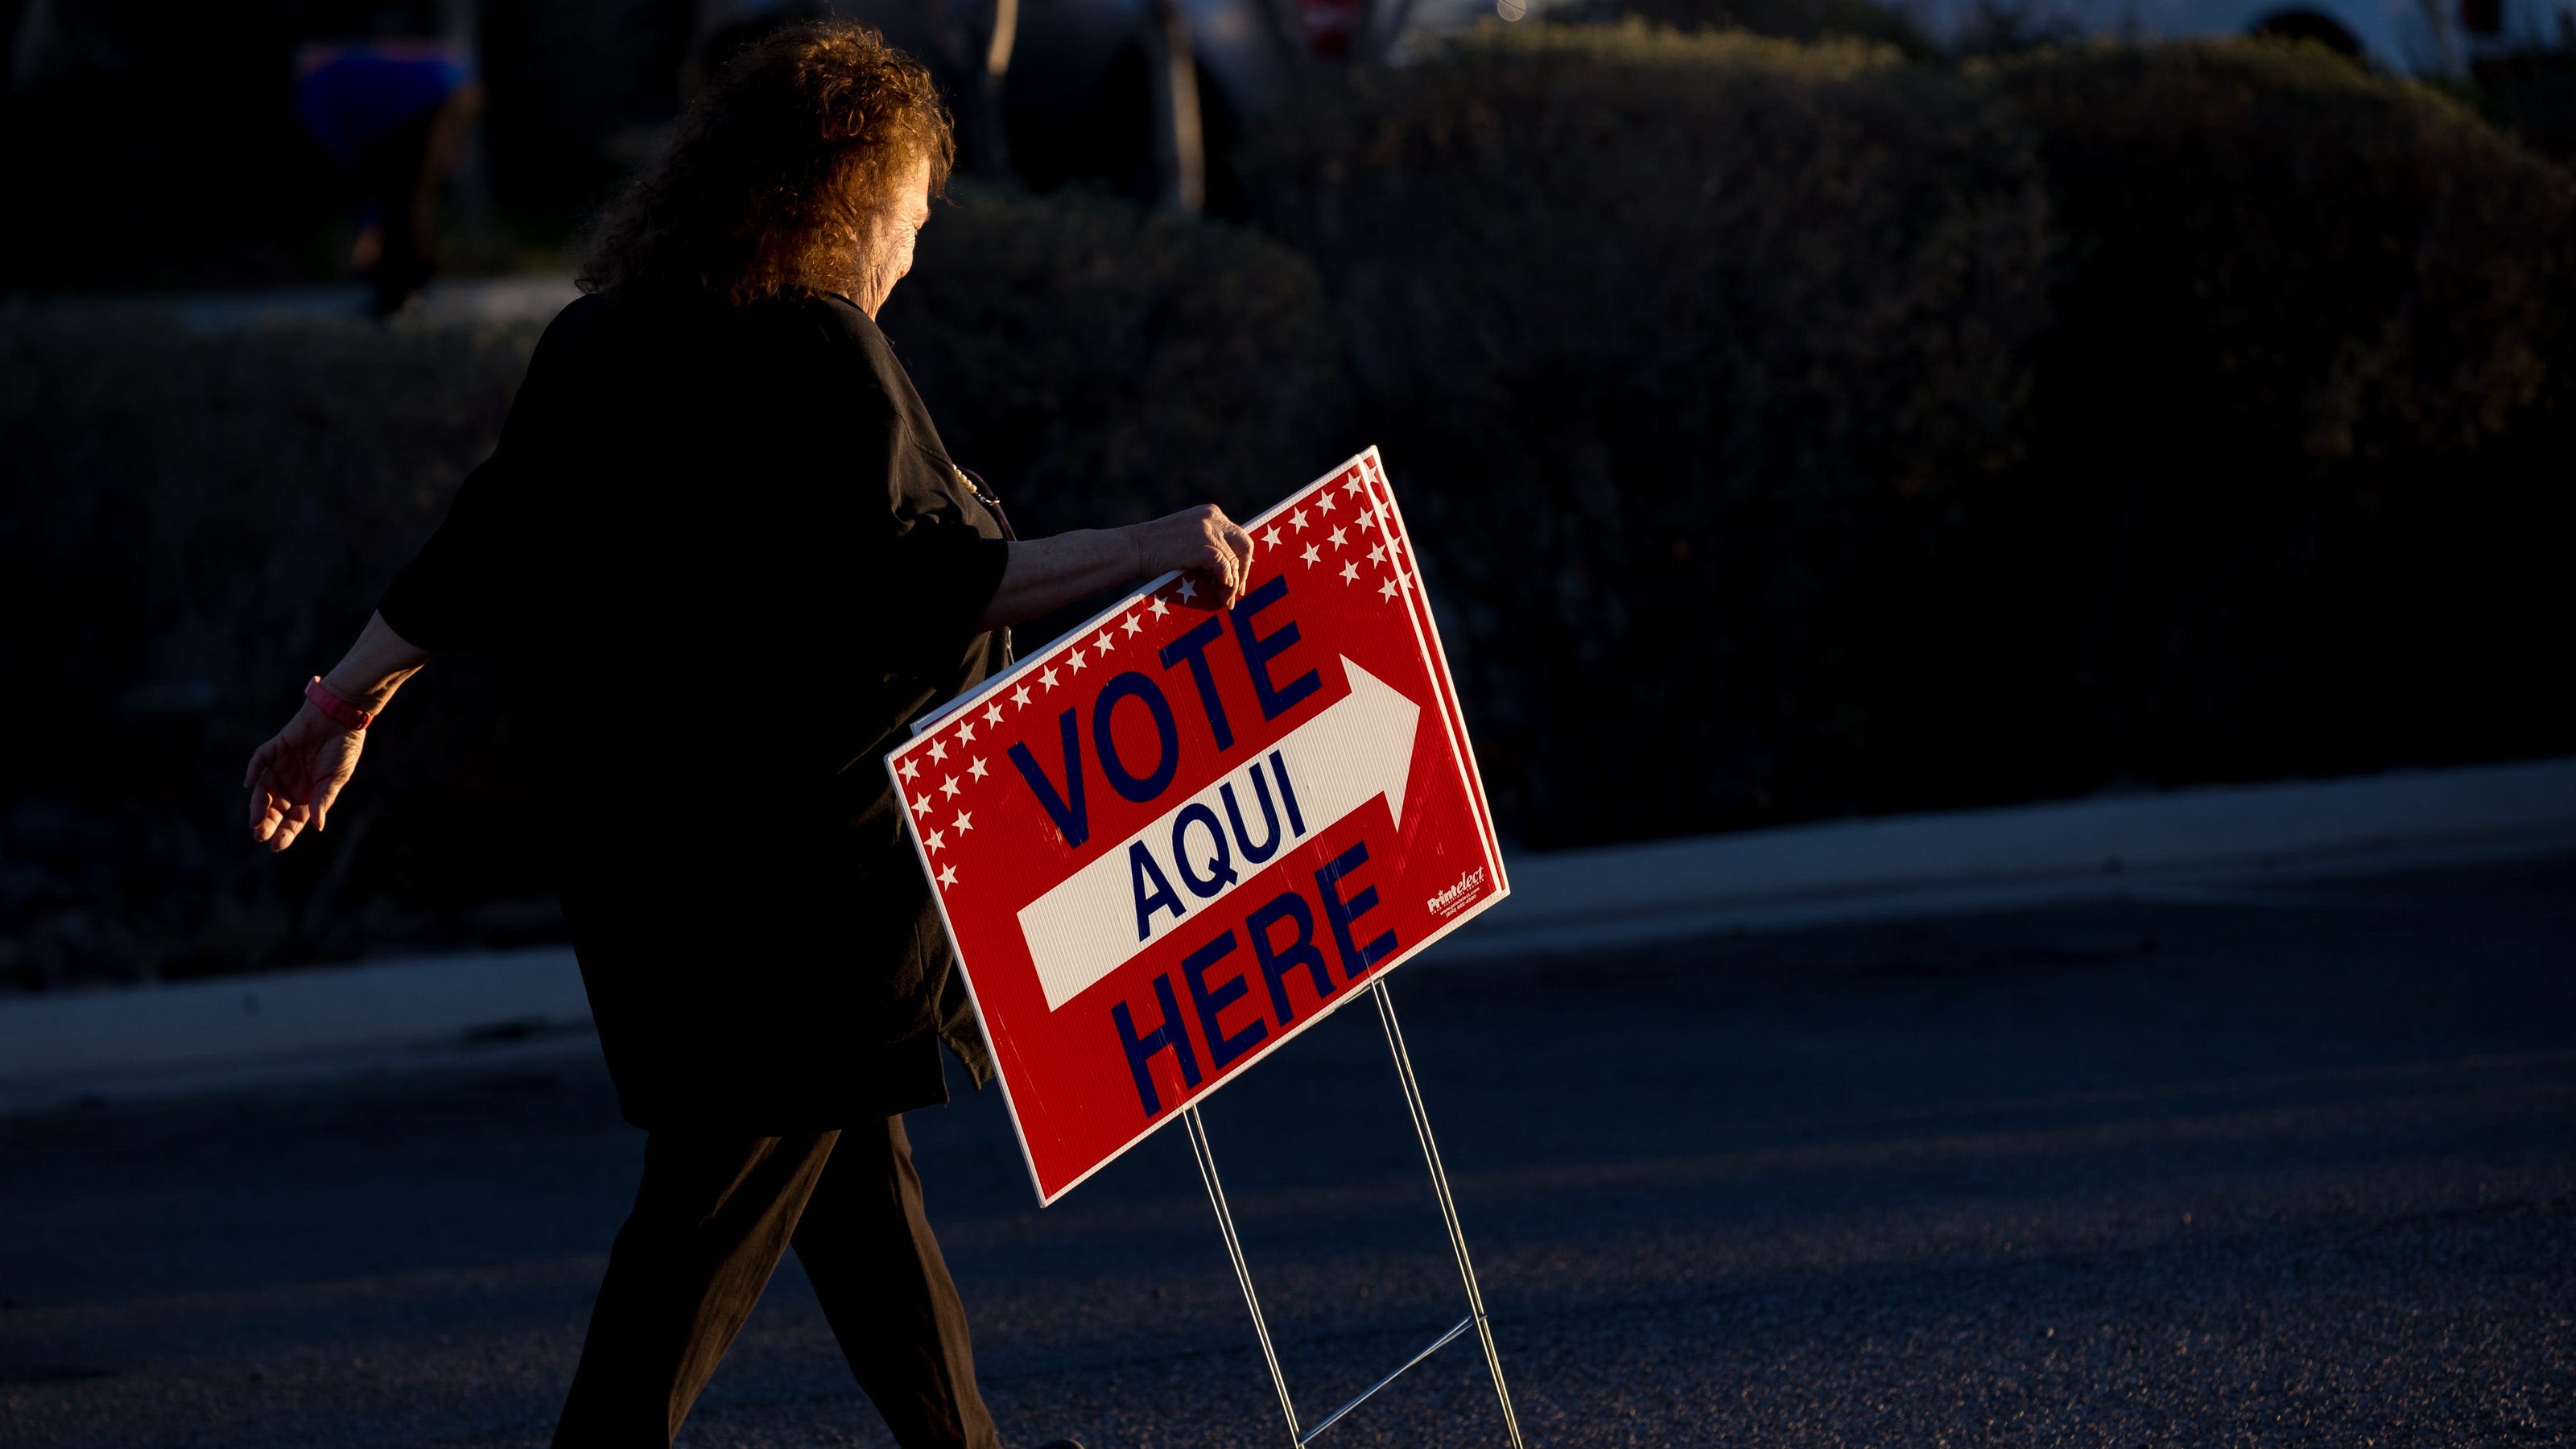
[244,702,366,852]
[242,614,429,852]
[976,505,1257,630]
[1123,504,1257,608]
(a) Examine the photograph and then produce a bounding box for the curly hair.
[580,20,954,305]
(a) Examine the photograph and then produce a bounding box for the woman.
[242,22,1253,1449]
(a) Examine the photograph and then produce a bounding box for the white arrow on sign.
[1016,656,1420,1011]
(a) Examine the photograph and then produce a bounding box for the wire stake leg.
[1373,977,1526,1449]
[1184,1103,1302,1447]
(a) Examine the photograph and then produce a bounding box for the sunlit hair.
[580,19,953,305]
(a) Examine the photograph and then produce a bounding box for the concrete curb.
[8,275,582,332]
[1446,755,2576,958]
[6,756,2572,1114]
[0,948,592,1114]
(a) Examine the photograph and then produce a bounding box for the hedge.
[1243,24,2062,844]
[1239,29,2576,848]
[1554,0,1935,56]
[0,193,1348,989]
[9,35,2574,986]
[1965,42,2576,796]
[879,188,1357,540]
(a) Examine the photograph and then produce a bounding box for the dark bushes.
[1554,0,1934,56]
[1969,42,2576,794]
[0,195,1346,988]
[880,188,1356,537]
[1245,29,2576,847]
[10,36,2574,985]
[1245,25,2059,844]
[0,316,545,987]
[2473,48,2576,171]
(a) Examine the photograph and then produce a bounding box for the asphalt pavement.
[4,851,2570,1448]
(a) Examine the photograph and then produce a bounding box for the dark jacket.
[378,289,1009,1130]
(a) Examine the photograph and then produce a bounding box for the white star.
[953,811,972,834]
[1290,508,1310,532]
[928,738,948,763]
[1315,489,1336,515]
[1368,543,1386,564]
[1094,630,1115,653]
[1379,576,1400,601]
[1012,684,1031,708]
[1340,560,1360,584]
[937,863,958,887]
[1398,571,1413,592]
[1176,577,1197,602]
[959,720,976,744]
[1356,510,1375,532]
[968,756,988,781]
[1149,596,1170,619]
[1344,474,1365,496]
[1121,613,1142,637]
[1299,543,1321,566]
[1040,666,1060,691]
[911,795,934,818]
[1328,526,1348,549]
[927,828,946,853]
[1068,648,1088,674]
[899,757,920,782]
[983,700,1004,727]
[940,775,960,799]
[1261,526,1282,547]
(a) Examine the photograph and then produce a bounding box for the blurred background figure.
[292,33,484,314]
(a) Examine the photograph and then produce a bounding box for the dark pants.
[553,1117,1002,1448]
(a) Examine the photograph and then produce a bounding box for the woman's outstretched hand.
[242,615,430,852]
[1125,504,1257,608]
[245,702,366,852]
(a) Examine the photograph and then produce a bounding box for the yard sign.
[889,448,1507,1204]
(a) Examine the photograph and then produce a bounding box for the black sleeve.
[376,298,597,655]
[800,320,1008,682]
[377,452,530,654]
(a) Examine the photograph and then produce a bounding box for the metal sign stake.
[1180,977,1525,1447]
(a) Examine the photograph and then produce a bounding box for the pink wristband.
[305,676,375,731]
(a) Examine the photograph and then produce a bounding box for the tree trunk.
[923,0,1017,175]
[1142,0,1204,214]
[968,0,1018,175]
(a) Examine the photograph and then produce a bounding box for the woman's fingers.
[1197,508,1252,598]
[269,801,312,852]
[1220,518,1255,601]
[246,739,307,846]
[1146,504,1256,606]
[255,788,295,846]
[249,765,292,841]
[247,735,295,839]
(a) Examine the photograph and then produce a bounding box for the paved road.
[5,853,2571,1448]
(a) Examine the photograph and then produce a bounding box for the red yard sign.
[889,448,1506,1204]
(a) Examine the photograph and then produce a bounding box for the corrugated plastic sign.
[889,448,1507,1204]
